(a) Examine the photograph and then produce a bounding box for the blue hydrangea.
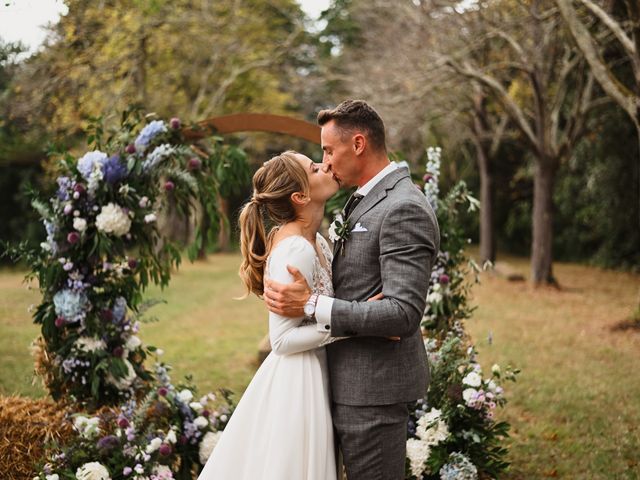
[103,154,128,184]
[56,176,74,201]
[439,452,478,480]
[142,143,175,172]
[53,288,90,323]
[77,150,108,180]
[112,296,127,322]
[43,219,59,255]
[134,120,167,152]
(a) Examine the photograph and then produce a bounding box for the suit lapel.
[331,167,409,267]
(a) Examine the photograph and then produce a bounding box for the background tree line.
[1,0,638,281]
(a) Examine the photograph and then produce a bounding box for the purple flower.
[187,157,202,171]
[118,416,129,428]
[55,317,66,328]
[170,117,181,129]
[123,466,132,476]
[97,434,120,451]
[56,176,74,201]
[439,274,450,285]
[113,346,124,357]
[103,154,128,184]
[74,183,86,195]
[158,386,168,397]
[127,258,138,270]
[125,144,136,154]
[134,120,167,152]
[159,443,172,456]
[164,181,175,191]
[67,232,80,245]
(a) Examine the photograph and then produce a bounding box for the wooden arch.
[182,113,321,145]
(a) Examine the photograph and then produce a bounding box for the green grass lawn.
[1,251,639,478]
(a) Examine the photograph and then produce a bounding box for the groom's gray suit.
[326,166,439,479]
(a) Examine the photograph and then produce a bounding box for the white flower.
[125,335,142,351]
[73,415,101,438]
[427,291,443,304]
[75,337,107,353]
[165,429,177,444]
[40,242,52,252]
[199,431,222,465]
[406,437,431,478]
[415,408,449,446]
[105,359,137,390]
[189,401,204,412]
[142,143,175,171]
[327,214,341,243]
[194,416,209,428]
[462,371,482,388]
[75,462,110,480]
[139,196,150,208]
[177,389,193,403]
[46,474,60,480]
[144,213,157,224]
[463,388,478,406]
[73,217,87,233]
[152,465,173,478]
[118,184,130,195]
[95,203,131,237]
[492,364,501,375]
[146,437,162,453]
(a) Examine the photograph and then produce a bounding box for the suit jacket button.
[324,325,330,330]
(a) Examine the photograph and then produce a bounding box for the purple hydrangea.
[103,154,128,184]
[97,434,120,451]
[56,176,74,201]
[134,120,167,152]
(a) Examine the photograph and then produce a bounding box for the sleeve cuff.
[315,295,333,333]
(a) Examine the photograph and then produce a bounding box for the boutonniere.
[328,212,350,255]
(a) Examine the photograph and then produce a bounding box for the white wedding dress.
[198,233,340,480]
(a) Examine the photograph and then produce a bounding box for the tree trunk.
[217,195,231,252]
[477,143,496,264]
[531,159,558,286]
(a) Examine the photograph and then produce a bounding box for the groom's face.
[320,120,360,188]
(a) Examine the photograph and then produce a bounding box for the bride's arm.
[268,237,340,356]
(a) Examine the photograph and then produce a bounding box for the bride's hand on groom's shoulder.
[263,266,311,317]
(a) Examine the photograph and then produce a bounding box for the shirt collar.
[356,162,399,197]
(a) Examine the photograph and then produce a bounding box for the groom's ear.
[353,133,366,156]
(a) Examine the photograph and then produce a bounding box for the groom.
[264,99,439,479]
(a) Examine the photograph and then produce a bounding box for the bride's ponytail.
[238,151,309,297]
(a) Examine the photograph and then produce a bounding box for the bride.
[197,150,343,479]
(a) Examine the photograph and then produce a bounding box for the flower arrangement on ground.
[406,147,520,479]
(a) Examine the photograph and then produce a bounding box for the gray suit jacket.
[327,166,440,406]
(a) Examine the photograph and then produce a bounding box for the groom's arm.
[317,199,439,338]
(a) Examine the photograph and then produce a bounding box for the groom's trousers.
[332,402,409,480]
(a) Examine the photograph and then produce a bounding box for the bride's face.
[294,153,339,202]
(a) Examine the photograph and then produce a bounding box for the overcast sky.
[0,0,330,53]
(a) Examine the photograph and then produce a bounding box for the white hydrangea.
[105,359,137,390]
[74,337,107,353]
[125,335,142,351]
[95,203,131,237]
[199,431,222,465]
[75,462,111,480]
[73,415,101,438]
[462,371,482,388]
[406,437,431,478]
[416,408,449,446]
[177,389,193,403]
[194,416,209,428]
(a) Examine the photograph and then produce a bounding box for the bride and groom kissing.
[198,99,440,480]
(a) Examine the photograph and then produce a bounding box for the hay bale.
[0,395,74,480]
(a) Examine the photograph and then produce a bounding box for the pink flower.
[439,274,450,285]
[159,443,172,456]
[55,317,65,328]
[117,417,129,428]
[164,181,175,191]
[187,157,202,171]
[125,144,136,154]
[158,386,168,397]
[67,232,80,244]
[169,117,181,129]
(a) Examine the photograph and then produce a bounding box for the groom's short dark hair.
[317,100,387,152]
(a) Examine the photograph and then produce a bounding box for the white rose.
[75,462,111,480]
[46,474,60,480]
[95,203,131,237]
[73,415,101,438]
[199,431,222,465]
[165,429,177,444]
[405,438,431,478]
[462,371,482,387]
[486,379,497,392]
[177,389,193,403]
[491,364,501,375]
[139,196,149,208]
[189,401,204,412]
[462,388,478,405]
[144,213,157,224]
[73,217,87,232]
[194,416,208,428]
[125,335,142,351]
[146,437,162,453]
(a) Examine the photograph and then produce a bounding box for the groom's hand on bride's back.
[263,265,311,317]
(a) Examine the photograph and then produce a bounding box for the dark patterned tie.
[343,193,364,218]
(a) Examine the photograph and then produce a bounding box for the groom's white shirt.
[315,162,398,333]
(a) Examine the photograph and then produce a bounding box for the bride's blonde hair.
[238,151,310,297]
